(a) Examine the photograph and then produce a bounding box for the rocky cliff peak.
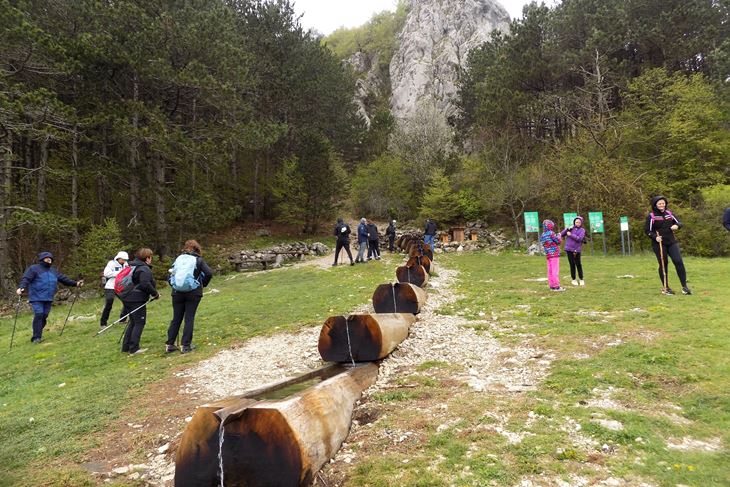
[390,0,510,121]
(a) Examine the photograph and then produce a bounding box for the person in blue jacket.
[17,251,83,343]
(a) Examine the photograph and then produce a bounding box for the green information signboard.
[563,212,578,229]
[524,212,540,233]
[620,216,629,231]
[588,212,604,233]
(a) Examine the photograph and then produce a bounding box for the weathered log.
[372,282,427,314]
[406,255,431,273]
[318,313,416,362]
[175,363,378,487]
[395,265,429,287]
[408,243,432,260]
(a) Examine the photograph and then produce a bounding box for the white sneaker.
[579,280,585,286]
[571,280,579,286]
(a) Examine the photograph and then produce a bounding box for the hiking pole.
[59,286,81,336]
[658,240,668,291]
[95,299,151,337]
[9,295,21,351]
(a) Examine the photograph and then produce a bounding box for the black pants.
[100,289,128,326]
[166,293,202,347]
[566,251,583,280]
[367,239,380,259]
[121,300,147,353]
[30,301,52,341]
[334,240,354,264]
[388,236,395,252]
[652,241,687,287]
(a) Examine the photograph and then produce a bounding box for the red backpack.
[114,266,137,299]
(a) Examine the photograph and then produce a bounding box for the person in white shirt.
[100,251,129,328]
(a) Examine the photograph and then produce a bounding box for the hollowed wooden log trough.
[407,242,433,260]
[372,282,427,314]
[175,363,378,487]
[318,313,416,362]
[406,254,431,273]
[396,264,429,288]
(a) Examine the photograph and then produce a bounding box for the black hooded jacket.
[124,258,159,302]
[334,219,351,242]
[645,196,682,245]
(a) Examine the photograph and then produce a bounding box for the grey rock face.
[346,52,386,128]
[390,0,510,121]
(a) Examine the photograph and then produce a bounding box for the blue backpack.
[169,254,202,292]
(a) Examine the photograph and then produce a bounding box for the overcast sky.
[292,0,542,35]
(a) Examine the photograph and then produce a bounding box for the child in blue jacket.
[17,252,83,342]
[539,220,565,291]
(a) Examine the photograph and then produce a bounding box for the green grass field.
[0,251,728,486]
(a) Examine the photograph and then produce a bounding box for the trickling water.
[218,422,225,487]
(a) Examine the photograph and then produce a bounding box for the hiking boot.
[165,344,179,353]
[129,348,148,355]
[331,262,337,266]
[31,337,41,343]
[662,288,675,295]
[579,280,585,286]
[571,279,579,286]
[682,286,692,295]
[350,261,355,266]
[181,345,196,354]
[551,287,566,292]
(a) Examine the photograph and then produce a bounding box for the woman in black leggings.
[645,196,690,295]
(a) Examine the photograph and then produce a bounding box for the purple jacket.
[560,216,586,253]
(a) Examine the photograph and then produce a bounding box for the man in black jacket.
[385,220,396,252]
[333,218,354,266]
[424,218,437,259]
[366,220,380,260]
[120,248,159,354]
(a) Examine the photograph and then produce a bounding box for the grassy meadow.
[0,250,728,486]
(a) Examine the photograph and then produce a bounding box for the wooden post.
[372,282,427,314]
[395,265,429,288]
[318,313,416,362]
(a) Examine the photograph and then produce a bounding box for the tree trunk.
[372,282,427,314]
[0,133,12,294]
[155,159,168,257]
[252,156,260,221]
[71,128,79,245]
[37,136,48,212]
[129,76,140,226]
[318,313,416,362]
[396,265,429,288]
[97,128,107,223]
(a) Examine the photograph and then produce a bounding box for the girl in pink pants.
[539,220,565,291]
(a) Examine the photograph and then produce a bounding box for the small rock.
[58,383,66,388]
[158,443,170,454]
[112,466,130,475]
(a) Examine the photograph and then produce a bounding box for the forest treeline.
[0,0,365,292]
[1,0,729,294]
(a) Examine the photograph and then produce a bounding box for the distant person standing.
[724,207,730,232]
[100,251,129,328]
[645,196,691,295]
[332,218,355,266]
[355,217,368,263]
[166,240,213,353]
[367,220,380,260]
[17,252,83,343]
[424,218,437,257]
[385,220,397,252]
[119,248,159,355]
[560,216,586,286]
[540,220,565,292]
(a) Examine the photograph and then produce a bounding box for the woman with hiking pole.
[119,248,159,355]
[645,196,691,296]
[165,240,213,354]
[16,252,83,343]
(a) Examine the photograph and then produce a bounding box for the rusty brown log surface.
[395,264,429,287]
[408,243,432,260]
[318,313,416,362]
[406,254,431,273]
[175,364,360,486]
[372,282,427,314]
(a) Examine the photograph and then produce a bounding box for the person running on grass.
[540,220,565,292]
[560,216,586,286]
[165,240,213,353]
[645,196,691,295]
[17,252,84,343]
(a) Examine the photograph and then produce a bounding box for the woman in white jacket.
[100,251,129,328]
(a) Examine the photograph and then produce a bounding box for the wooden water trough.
[318,313,416,362]
[175,363,378,487]
[406,254,431,273]
[372,282,427,314]
[395,264,429,288]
